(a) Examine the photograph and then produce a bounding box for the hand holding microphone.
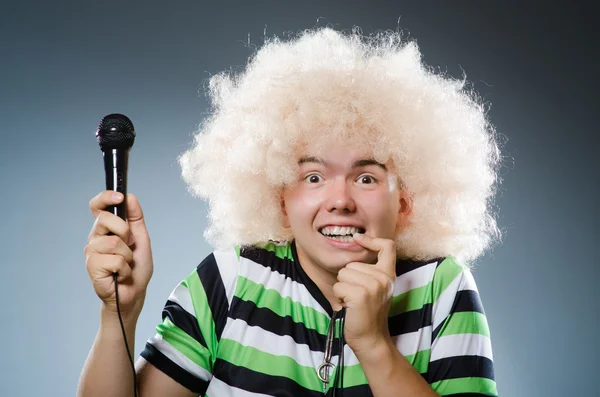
[84,114,154,319]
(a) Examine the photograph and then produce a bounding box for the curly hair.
[179,27,502,264]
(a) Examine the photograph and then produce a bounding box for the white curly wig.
[179,27,502,264]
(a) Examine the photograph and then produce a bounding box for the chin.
[321,250,375,270]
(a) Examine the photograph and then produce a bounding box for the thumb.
[126,194,150,243]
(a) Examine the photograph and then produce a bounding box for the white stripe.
[393,325,433,357]
[430,333,493,361]
[147,334,212,381]
[338,327,434,367]
[393,262,437,296]
[205,376,273,397]
[214,249,241,307]
[458,268,479,292]
[431,271,463,330]
[223,318,322,368]
[240,257,328,315]
[168,284,195,317]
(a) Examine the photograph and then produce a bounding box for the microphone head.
[96,113,136,151]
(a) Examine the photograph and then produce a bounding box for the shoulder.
[431,256,477,294]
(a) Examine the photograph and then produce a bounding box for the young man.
[79,28,500,396]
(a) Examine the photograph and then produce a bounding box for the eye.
[357,175,376,184]
[304,174,323,183]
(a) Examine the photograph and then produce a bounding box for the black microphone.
[96,113,136,220]
[95,113,138,397]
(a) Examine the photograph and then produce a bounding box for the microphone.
[95,113,138,397]
[96,113,136,220]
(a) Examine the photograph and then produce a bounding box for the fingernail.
[353,232,364,238]
[112,192,123,201]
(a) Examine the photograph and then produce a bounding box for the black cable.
[113,273,138,397]
[332,307,346,396]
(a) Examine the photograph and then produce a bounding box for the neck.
[295,245,344,312]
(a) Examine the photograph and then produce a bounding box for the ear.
[280,192,291,229]
[395,189,413,234]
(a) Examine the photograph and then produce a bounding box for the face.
[281,141,412,277]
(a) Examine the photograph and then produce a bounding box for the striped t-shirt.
[141,241,497,396]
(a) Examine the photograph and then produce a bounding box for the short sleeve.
[425,257,498,396]
[140,249,240,395]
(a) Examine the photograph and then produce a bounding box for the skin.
[79,142,436,397]
[282,142,439,396]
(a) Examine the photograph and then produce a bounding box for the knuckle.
[384,239,396,251]
[107,235,122,250]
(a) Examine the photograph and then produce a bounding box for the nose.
[325,177,356,213]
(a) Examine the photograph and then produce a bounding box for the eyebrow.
[298,156,387,171]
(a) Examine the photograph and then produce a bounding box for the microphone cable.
[113,273,138,397]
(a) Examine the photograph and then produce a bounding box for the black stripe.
[396,257,444,277]
[327,383,374,397]
[240,245,299,283]
[230,296,327,353]
[388,303,433,336]
[196,253,228,341]
[213,358,323,397]
[454,290,485,315]
[140,343,209,394]
[432,290,485,341]
[162,300,207,349]
[425,355,495,384]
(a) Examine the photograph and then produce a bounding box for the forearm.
[356,338,439,397]
[77,306,140,397]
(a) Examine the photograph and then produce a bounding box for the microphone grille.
[96,113,136,151]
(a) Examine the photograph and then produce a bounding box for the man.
[79,27,500,396]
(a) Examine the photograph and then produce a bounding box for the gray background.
[1,1,598,396]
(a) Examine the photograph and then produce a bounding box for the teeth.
[320,226,363,236]
[327,235,354,242]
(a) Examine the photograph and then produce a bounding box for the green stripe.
[254,241,294,261]
[235,276,330,334]
[234,246,241,260]
[335,364,367,388]
[183,272,218,353]
[430,377,497,396]
[389,283,432,316]
[156,317,212,371]
[432,257,463,303]
[219,338,321,392]
[403,348,430,374]
[332,348,431,388]
[437,311,490,338]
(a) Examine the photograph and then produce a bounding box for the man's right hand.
[84,191,154,318]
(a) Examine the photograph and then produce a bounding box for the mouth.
[318,226,366,243]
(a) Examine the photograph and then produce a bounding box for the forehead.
[294,139,392,168]
[296,139,375,159]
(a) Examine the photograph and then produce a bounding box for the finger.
[85,235,134,264]
[341,262,392,285]
[352,234,396,277]
[90,190,125,218]
[338,265,393,299]
[88,211,134,246]
[86,252,132,283]
[125,194,149,246]
[333,282,367,307]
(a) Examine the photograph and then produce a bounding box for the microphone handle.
[103,149,129,221]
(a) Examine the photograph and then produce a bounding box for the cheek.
[364,191,400,229]
[284,189,324,224]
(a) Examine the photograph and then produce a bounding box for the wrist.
[350,334,396,363]
[100,303,140,338]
